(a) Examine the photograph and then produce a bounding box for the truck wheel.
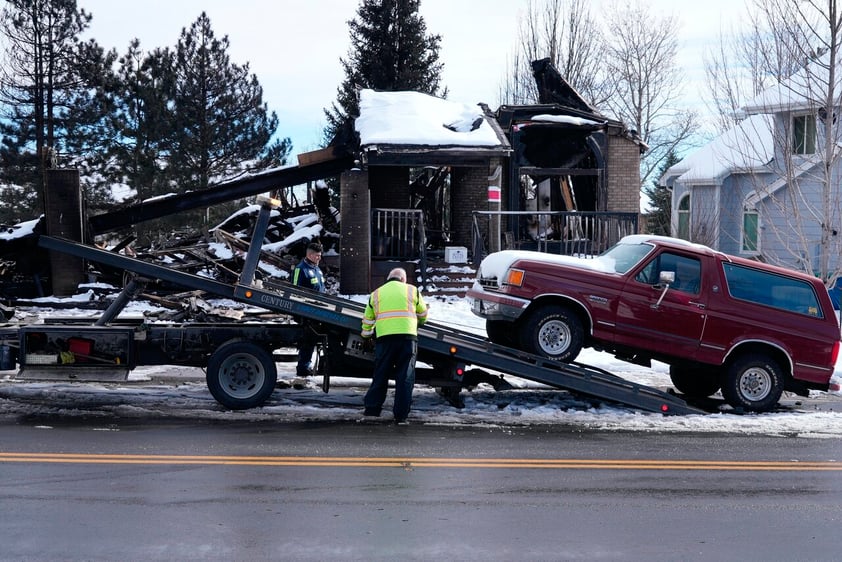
[669,365,721,398]
[207,341,277,410]
[721,353,784,412]
[520,305,584,362]
[486,320,516,347]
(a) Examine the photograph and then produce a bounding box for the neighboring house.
[662,54,842,280]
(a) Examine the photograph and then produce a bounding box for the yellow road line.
[0,452,840,470]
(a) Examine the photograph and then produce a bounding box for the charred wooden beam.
[89,155,354,235]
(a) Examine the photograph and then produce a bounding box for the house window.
[677,194,690,241]
[792,114,816,154]
[742,210,759,253]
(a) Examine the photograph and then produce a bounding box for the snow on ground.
[1,294,841,437]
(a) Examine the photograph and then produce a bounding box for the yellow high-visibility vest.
[361,280,427,338]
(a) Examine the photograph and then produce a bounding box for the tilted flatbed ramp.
[39,234,705,415]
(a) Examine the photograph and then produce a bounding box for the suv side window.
[635,252,701,294]
[723,263,823,317]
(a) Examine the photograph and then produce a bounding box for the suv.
[466,235,841,412]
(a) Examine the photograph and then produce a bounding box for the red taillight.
[832,340,841,365]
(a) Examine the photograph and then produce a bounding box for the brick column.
[43,169,84,296]
[451,163,492,250]
[605,134,642,216]
[339,169,371,295]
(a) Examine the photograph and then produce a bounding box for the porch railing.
[471,210,638,263]
[371,208,427,287]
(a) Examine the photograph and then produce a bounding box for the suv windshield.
[600,242,654,274]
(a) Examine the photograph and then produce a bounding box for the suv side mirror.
[659,271,676,285]
[652,270,675,309]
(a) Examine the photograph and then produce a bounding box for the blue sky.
[78,0,746,157]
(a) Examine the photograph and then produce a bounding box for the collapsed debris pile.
[0,199,340,315]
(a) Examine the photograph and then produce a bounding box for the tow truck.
[0,162,705,416]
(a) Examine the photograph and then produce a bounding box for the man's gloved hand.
[362,337,375,353]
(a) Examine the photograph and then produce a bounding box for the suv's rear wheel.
[520,305,584,362]
[669,365,721,398]
[721,353,784,412]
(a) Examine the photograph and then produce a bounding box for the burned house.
[6,61,642,300]
[337,59,643,293]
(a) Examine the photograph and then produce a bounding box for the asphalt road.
[1,418,840,561]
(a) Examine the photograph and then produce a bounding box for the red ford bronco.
[466,235,841,412]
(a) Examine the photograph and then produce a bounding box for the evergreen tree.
[643,149,680,236]
[170,13,289,191]
[101,41,177,205]
[324,0,444,144]
[0,0,102,220]
[62,36,119,210]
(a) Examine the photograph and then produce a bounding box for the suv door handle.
[688,301,706,309]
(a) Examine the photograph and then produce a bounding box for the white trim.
[740,209,761,256]
[672,189,693,238]
[743,155,819,207]
[791,113,817,155]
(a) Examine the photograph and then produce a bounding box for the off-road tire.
[720,353,784,413]
[520,304,584,362]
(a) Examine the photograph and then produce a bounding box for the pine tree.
[643,150,680,236]
[0,0,101,220]
[161,12,291,229]
[324,0,444,143]
[101,41,177,205]
[170,13,287,191]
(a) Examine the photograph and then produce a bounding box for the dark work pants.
[296,321,318,374]
[364,335,417,420]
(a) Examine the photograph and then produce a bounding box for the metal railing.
[371,208,427,287]
[471,210,638,263]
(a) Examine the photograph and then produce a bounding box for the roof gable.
[664,114,774,185]
[743,51,842,114]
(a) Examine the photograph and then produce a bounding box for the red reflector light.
[661,404,669,412]
[831,340,841,365]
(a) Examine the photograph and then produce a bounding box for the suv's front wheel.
[721,353,784,412]
[520,305,584,362]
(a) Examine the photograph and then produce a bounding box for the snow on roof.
[531,114,605,127]
[742,52,842,113]
[355,89,503,147]
[664,114,774,185]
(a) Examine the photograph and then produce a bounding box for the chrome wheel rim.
[738,367,772,401]
[537,319,571,356]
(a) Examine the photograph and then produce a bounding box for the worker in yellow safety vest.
[361,267,428,424]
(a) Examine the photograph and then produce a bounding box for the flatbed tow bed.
[21,198,706,416]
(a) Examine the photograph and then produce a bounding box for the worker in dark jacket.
[293,242,325,376]
[361,267,428,423]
